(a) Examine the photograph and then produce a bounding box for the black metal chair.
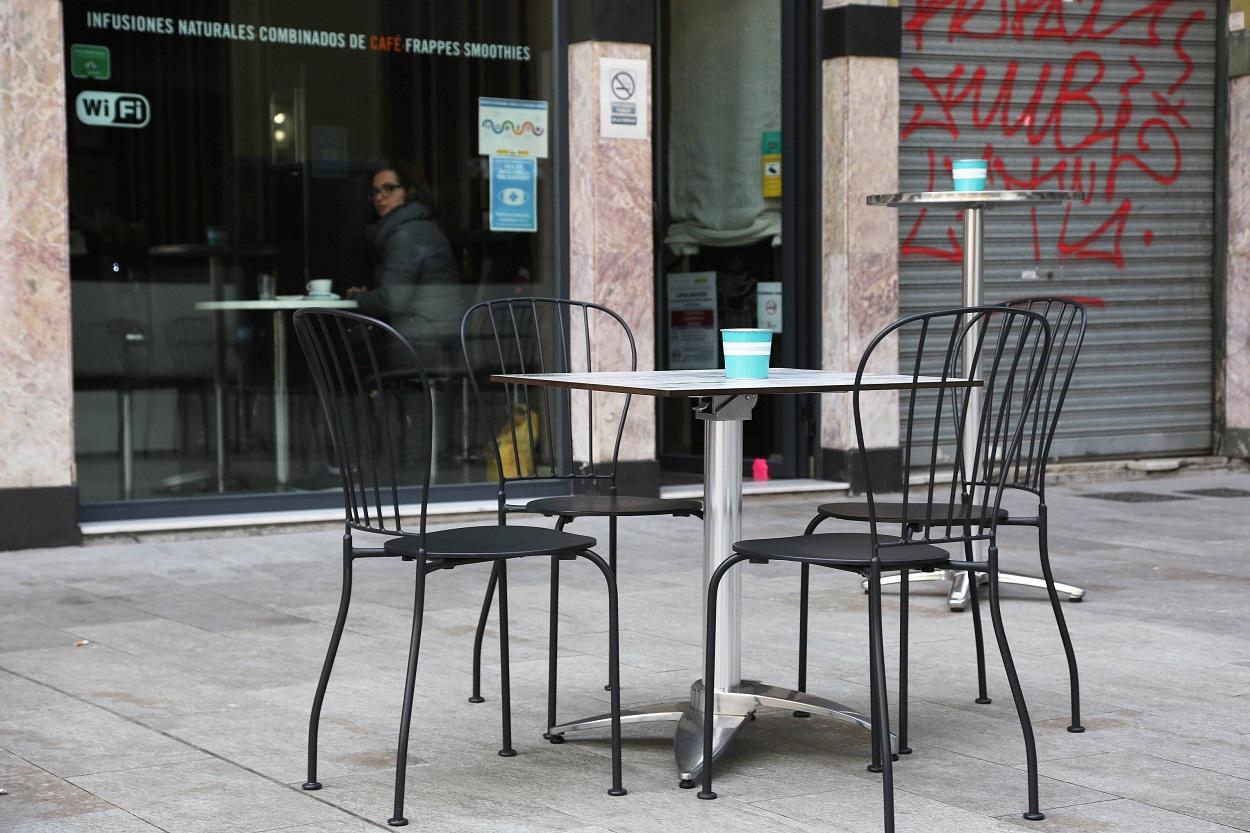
[292,309,627,828]
[798,297,1087,737]
[695,306,1053,830]
[459,298,702,736]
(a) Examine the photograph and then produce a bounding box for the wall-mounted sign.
[667,272,718,369]
[478,97,548,158]
[489,155,537,232]
[75,91,150,128]
[70,44,110,80]
[761,130,781,198]
[599,57,647,140]
[756,281,783,332]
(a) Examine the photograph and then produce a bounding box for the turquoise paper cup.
[952,159,987,192]
[722,328,773,379]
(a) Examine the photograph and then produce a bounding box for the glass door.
[656,0,818,483]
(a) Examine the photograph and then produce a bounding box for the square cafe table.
[489,367,978,784]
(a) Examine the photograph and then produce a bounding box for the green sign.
[760,130,781,156]
[71,44,111,80]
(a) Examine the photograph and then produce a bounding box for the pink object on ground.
[752,457,770,481]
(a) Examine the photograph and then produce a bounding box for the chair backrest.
[999,297,1088,497]
[106,318,151,383]
[293,308,432,542]
[460,298,638,495]
[855,305,1051,549]
[165,316,215,380]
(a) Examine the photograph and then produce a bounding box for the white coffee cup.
[306,279,333,297]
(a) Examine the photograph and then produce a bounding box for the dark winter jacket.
[355,201,460,344]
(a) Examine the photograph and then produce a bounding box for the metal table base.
[548,393,887,781]
[863,570,1085,610]
[549,679,889,782]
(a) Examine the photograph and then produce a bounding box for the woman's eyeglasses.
[369,183,402,199]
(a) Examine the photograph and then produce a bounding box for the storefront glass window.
[63,1,558,506]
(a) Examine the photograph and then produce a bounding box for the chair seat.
[733,532,950,570]
[817,501,1009,526]
[525,494,702,518]
[384,525,596,560]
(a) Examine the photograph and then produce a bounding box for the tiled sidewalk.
[2,472,1249,832]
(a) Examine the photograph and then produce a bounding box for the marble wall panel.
[0,0,75,489]
[1225,76,1250,435]
[820,56,900,451]
[568,41,654,463]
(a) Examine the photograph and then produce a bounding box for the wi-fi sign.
[76,91,150,128]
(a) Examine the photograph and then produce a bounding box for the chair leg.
[389,558,428,827]
[497,561,516,757]
[898,569,911,755]
[304,542,355,790]
[986,548,1044,821]
[867,597,883,773]
[868,561,896,833]
[1037,506,1083,732]
[468,564,499,704]
[608,514,618,576]
[794,562,810,717]
[545,518,570,743]
[965,540,991,705]
[794,514,825,718]
[578,550,627,796]
[697,554,746,801]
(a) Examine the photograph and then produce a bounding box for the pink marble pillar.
[819,53,901,470]
[0,0,78,546]
[1224,75,1250,456]
[568,41,656,475]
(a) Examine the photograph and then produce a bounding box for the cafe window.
[64,1,562,512]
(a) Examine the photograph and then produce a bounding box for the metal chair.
[799,297,1087,735]
[695,306,1053,830]
[292,309,626,827]
[459,298,702,736]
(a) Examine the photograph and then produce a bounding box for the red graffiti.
[900,0,1205,269]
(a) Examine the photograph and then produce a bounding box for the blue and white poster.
[489,155,537,233]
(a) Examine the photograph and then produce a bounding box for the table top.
[490,368,976,397]
[866,189,1084,208]
[195,298,359,311]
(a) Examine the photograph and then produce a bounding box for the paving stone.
[998,797,1244,832]
[69,759,352,833]
[1027,752,1250,830]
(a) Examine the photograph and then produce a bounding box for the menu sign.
[667,272,718,370]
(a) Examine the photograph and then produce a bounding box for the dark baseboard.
[0,486,81,551]
[821,447,902,493]
[1223,427,1250,458]
[822,4,901,60]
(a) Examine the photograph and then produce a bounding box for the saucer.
[306,292,341,300]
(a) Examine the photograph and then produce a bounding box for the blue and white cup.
[722,328,773,379]
[952,159,987,192]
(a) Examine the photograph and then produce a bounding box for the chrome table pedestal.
[548,392,885,782]
[862,569,1084,610]
[866,189,1087,610]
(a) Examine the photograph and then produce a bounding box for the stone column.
[568,40,657,493]
[1224,75,1250,456]
[0,0,79,548]
[818,1,901,489]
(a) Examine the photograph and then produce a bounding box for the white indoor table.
[866,189,1086,609]
[490,367,977,784]
[195,298,356,489]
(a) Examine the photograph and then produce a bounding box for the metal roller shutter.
[897,0,1217,458]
